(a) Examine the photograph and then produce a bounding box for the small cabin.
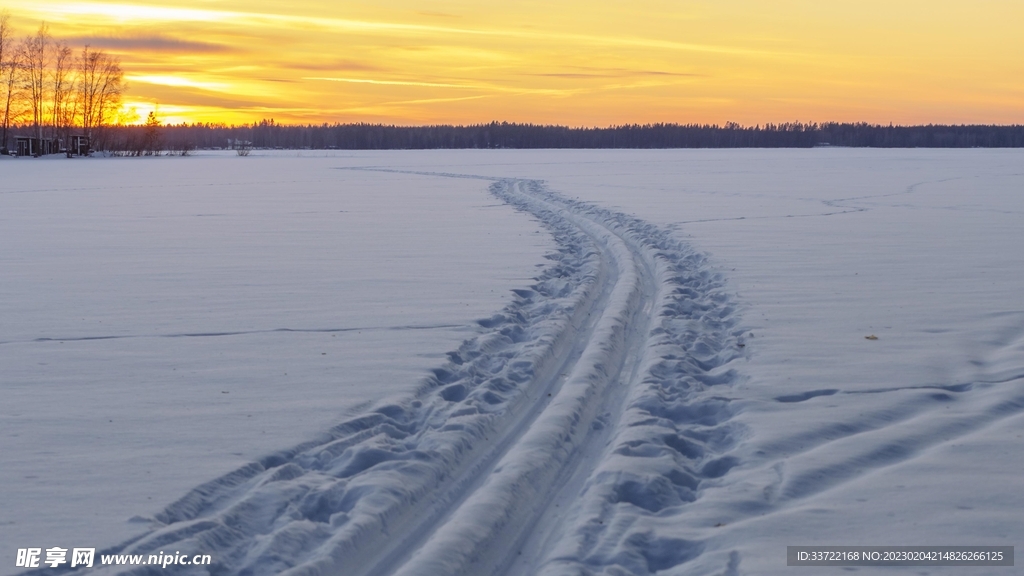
[68,135,90,157]
[15,136,58,157]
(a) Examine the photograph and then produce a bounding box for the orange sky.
[5,0,1023,125]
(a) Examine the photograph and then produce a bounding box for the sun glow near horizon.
[4,0,1023,126]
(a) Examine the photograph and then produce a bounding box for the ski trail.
[380,179,665,575]
[503,183,746,576]
[72,175,744,576]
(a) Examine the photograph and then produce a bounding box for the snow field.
[337,150,1024,575]
[75,173,744,575]
[5,149,1022,576]
[408,149,1023,575]
[0,154,553,569]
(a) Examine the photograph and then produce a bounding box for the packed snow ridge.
[77,177,744,575]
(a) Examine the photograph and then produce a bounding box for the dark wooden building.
[68,135,90,157]
[15,136,58,157]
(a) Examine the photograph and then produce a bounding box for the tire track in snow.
[71,175,744,576]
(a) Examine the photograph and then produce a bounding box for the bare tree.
[0,19,131,156]
[50,39,75,146]
[77,46,124,149]
[22,24,50,152]
[0,11,21,153]
[77,46,99,135]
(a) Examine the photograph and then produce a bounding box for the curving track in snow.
[78,176,744,576]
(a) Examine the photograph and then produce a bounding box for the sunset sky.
[5,0,1023,126]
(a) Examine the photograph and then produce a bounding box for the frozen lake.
[3,149,1022,575]
[0,153,553,562]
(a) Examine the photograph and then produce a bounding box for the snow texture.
[5,149,1023,576]
[0,155,551,568]
[41,174,742,575]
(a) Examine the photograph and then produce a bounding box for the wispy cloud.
[126,87,272,111]
[21,2,235,24]
[528,71,703,79]
[309,76,597,99]
[289,60,387,73]
[378,95,492,106]
[126,74,230,91]
[18,2,791,58]
[416,11,461,19]
[304,77,475,89]
[65,34,232,53]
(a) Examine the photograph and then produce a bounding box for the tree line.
[0,14,125,154]
[131,120,1024,152]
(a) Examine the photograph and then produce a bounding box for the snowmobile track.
[77,174,744,576]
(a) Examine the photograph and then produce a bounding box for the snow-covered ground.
[0,153,552,569]
[3,150,1022,575]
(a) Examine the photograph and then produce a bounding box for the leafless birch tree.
[22,24,50,149]
[78,46,124,143]
[0,19,127,155]
[0,11,22,152]
[50,39,75,143]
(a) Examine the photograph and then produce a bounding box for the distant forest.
[7,118,1024,155]
[104,121,1024,153]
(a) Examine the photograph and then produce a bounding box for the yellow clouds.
[304,78,476,89]
[5,0,1022,125]
[127,74,228,91]
[13,2,233,25]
